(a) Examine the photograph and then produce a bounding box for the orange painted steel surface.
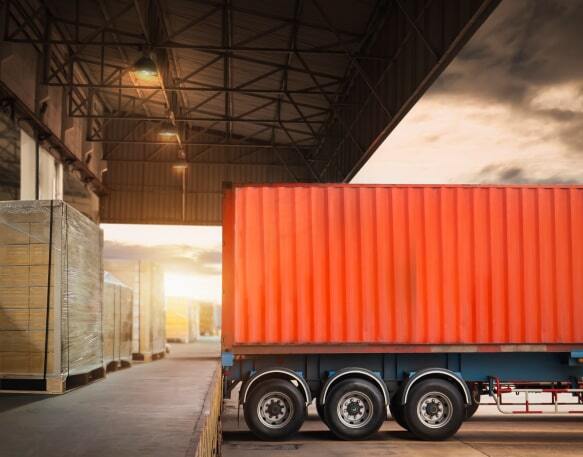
[222,184,583,351]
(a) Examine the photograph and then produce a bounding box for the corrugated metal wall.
[224,185,583,348]
[101,121,315,224]
[102,162,312,224]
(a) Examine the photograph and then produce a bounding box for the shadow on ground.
[0,395,51,413]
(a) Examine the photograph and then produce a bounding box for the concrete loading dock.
[0,340,221,457]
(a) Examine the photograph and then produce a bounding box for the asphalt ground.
[223,393,583,457]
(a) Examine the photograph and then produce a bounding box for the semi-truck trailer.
[221,184,583,441]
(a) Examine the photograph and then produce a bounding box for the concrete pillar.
[19,129,36,200]
[38,146,63,200]
[19,129,64,200]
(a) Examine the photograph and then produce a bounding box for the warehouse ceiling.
[3,0,500,224]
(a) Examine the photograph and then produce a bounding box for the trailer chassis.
[222,349,583,441]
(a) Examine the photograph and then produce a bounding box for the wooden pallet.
[0,366,106,394]
[166,337,189,343]
[105,359,132,373]
[132,351,166,363]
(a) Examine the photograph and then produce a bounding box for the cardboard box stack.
[0,200,103,393]
[199,302,221,336]
[166,297,199,343]
[103,260,165,361]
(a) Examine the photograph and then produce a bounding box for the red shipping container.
[222,184,583,353]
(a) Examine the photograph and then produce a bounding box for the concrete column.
[38,145,63,200]
[19,129,63,200]
[19,129,36,200]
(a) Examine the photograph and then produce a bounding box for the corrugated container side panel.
[226,185,583,347]
[572,189,583,340]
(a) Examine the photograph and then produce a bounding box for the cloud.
[103,241,222,276]
[429,0,583,155]
[475,163,581,185]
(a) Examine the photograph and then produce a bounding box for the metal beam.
[0,80,105,193]
[278,120,320,181]
[93,139,317,148]
[97,0,153,121]
[135,0,184,150]
[42,82,338,95]
[102,158,313,168]
[223,0,233,139]
[6,37,386,59]
[186,0,362,38]
[312,0,393,119]
[187,123,273,162]
[76,114,325,123]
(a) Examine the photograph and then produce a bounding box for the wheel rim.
[416,391,453,429]
[336,391,374,429]
[257,392,295,429]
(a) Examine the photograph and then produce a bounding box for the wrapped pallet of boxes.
[103,272,133,371]
[0,200,104,394]
[103,260,165,362]
[199,302,220,336]
[166,297,199,343]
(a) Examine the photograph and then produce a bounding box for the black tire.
[316,398,329,426]
[403,379,465,441]
[466,400,479,419]
[244,379,306,440]
[389,389,409,430]
[466,385,481,419]
[324,379,386,440]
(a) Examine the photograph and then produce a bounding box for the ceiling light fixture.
[132,54,158,81]
[173,148,188,170]
[172,161,188,171]
[158,121,178,137]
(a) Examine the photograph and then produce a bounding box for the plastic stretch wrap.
[0,200,103,380]
[103,272,133,365]
[103,260,165,358]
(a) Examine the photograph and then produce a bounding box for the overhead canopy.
[3,0,499,224]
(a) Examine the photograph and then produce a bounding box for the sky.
[102,224,222,302]
[102,0,583,302]
[354,0,583,184]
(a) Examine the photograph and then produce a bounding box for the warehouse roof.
[3,0,500,223]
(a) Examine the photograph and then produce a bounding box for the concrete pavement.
[0,339,220,457]
[223,398,583,457]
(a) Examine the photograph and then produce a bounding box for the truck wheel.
[403,379,465,441]
[466,400,479,419]
[325,379,386,440]
[389,390,409,430]
[244,379,306,440]
[466,385,480,419]
[316,398,329,426]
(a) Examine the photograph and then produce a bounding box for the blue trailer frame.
[222,349,583,440]
[224,350,583,397]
